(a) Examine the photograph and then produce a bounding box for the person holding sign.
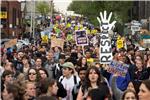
[106,52,131,91]
[111,72,141,100]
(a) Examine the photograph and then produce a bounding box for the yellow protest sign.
[86,29,91,34]
[66,23,71,28]
[117,38,124,49]
[67,34,73,41]
[75,26,78,30]
[0,12,7,19]
[42,35,48,43]
[51,38,64,49]
[80,25,83,30]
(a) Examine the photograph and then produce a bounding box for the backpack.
[53,64,62,80]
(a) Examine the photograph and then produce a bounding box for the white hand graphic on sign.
[97,10,116,31]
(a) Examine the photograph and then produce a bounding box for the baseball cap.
[62,62,74,69]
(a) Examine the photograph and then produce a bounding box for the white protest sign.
[131,20,141,35]
[97,11,116,64]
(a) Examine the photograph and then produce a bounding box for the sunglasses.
[29,73,36,75]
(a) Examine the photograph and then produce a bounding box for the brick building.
[1,1,22,38]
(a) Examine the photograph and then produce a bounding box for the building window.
[1,7,7,28]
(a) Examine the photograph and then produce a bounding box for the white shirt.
[59,75,80,100]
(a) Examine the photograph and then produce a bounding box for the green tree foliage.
[68,1,133,27]
[36,1,50,16]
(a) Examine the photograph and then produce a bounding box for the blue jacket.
[109,72,131,91]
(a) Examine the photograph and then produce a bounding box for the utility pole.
[30,1,33,37]
[33,0,35,45]
[50,0,53,23]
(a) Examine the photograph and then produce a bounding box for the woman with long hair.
[77,66,110,100]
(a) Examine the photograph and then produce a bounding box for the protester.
[86,85,112,100]
[37,95,57,100]
[138,79,150,100]
[44,51,56,79]
[121,89,138,100]
[111,73,141,100]
[26,68,40,83]
[22,55,31,75]
[1,70,14,91]
[76,57,89,71]
[53,53,66,80]
[72,67,87,100]
[23,81,37,100]
[1,83,22,100]
[129,58,150,81]
[77,66,109,100]
[38,68,49,80]
[34,58,43,70]
[59,62,80,100]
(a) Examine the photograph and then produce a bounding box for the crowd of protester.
[1,15,150,100]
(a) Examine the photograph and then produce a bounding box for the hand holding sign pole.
[97,11,116,64]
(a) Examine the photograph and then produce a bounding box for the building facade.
[129,1,150,30]
[1,1,22,38]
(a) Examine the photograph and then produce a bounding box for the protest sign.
[131,20,141,35]
[97,11,116,64]
[4,39,17,48]
[75,30,88,46]
[51,38,64,49]
[107,60,129,77]
[41,35,48,44]
[117,37,124,49]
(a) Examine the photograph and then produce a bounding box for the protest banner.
[75,30,88,46]
[4,39,17,48]
[51,38,64,50]
[97,11,116,64]
[107,60,129,77]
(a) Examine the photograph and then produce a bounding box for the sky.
[17,0,72,13]
[53,0,72,13]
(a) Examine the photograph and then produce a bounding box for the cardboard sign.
[4,39,17,48]
[75,30,88,46]
[97,11,116,64]
[51,38,64,49]
[107,60,129,77]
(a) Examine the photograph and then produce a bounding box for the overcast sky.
[53,0,72,13]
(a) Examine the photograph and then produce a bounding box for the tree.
[36,1,50,17]
[68,1,133,28]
